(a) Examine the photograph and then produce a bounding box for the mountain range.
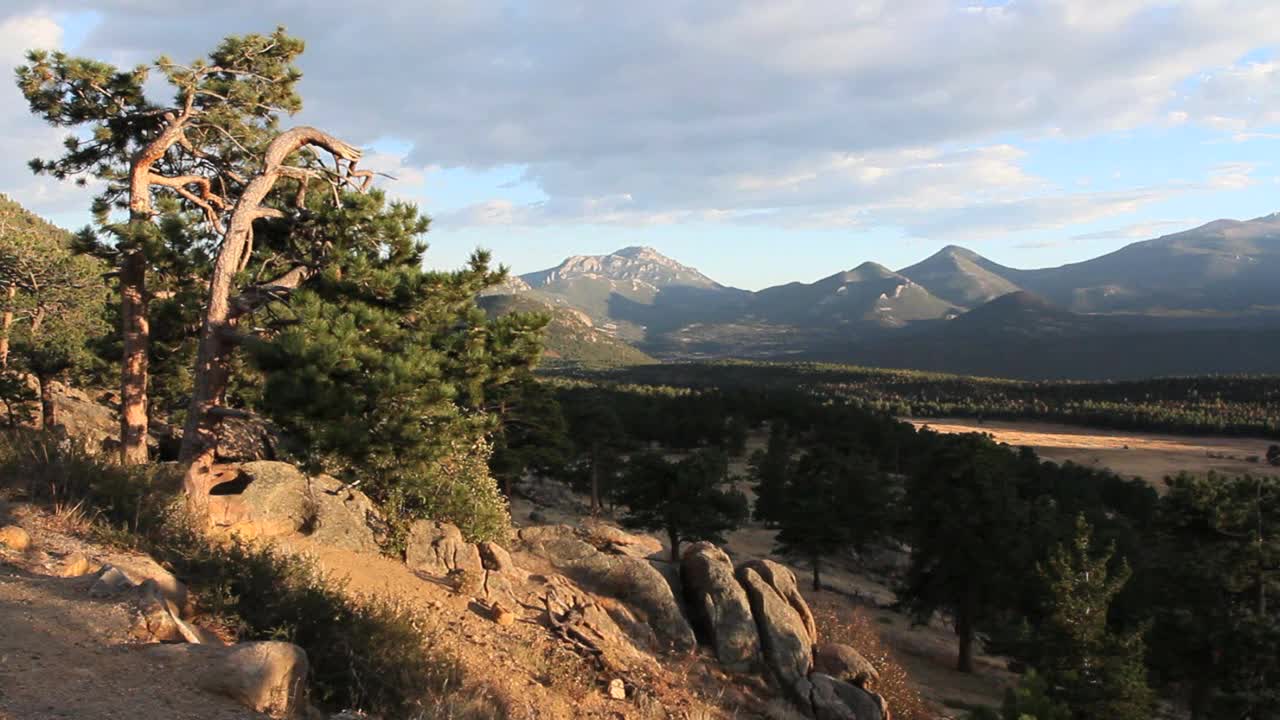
[486,214,1280,379]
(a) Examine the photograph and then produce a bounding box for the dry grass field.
[907,417,1280,485]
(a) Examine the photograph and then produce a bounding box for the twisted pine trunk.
[179,126,362,514]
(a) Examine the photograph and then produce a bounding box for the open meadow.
[907,417,1280,485]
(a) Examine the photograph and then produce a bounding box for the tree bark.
[668,528,681,563]
[0,284,14,368]
[812,553,822,592]
[118,250,149,464]
[37,373,54,430]
[179,126,361,513]
[117,109,193,465]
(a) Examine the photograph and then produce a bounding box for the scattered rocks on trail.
[0,524,31,552]
[88,565,136,598]
[148,641,310,718]
[490,601,517,626]
[214,461,383,553]
[681,541,761,671]
[87,555,191,616]
[57,550,93,577]
[130,578,204,644]
[608,678,627,700]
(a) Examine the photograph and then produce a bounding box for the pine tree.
[750,422,792,525]
[565,398,627,513]
[901,433,1031,673]
[1001,670,1072,720]
[773,446,890,591]
[489,375,570,496]
[16,28,305,463]
[1146,473,1280,718]
[247,192,544,541]
[616,449,748,562]
[1032,516,1154,720]
[0,196,107,428]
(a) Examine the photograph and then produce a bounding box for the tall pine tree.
[1031,516,1154,720]
[16,28,305,463]
[247,191,545,541]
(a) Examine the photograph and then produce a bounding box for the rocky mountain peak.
[522,246,722,290]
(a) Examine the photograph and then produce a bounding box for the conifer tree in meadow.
[772,446,891,592]
[617,449,748,562]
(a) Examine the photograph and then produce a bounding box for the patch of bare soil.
[908,418,1280,486]
[0,504,258,720]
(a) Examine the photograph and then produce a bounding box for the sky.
[1,2,1279,290]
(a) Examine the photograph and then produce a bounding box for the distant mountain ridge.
[898,245,1024,307]
[480,213,1280,377]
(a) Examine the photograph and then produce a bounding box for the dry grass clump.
[811,601,931,720]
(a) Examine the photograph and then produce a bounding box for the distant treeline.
[557,361,1280,439]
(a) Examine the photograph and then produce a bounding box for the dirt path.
[0,506,257,720]
[908,418,1279,484]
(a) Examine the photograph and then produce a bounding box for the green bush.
[0,429,173,537]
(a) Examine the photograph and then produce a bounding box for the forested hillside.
[588,361,1280,438]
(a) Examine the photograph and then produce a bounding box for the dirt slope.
[0,504,258,720]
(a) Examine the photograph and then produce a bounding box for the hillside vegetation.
[585,361,1280,439]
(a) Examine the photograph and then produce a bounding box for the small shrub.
[810,602,932,720]
[0,429,173,537]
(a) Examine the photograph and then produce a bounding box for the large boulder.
[148,641,309,718]
[406,520,483,576]
[517,525,696,654]
[681,542,761,671]
[516,525,599,564]
[740,559,817,644]
[570,552,696,654]
[214,415,291,463]
[541,575,659,675]
[737,562,814,694]
[219,462,382,553]
[47,381,119,455]
[814,642,879,689]
[809,673,887,720]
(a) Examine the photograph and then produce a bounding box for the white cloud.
[1207,162,1260,190]
[1182,61,1280,131]
[1,0,1278,234]
[0,12,91,218]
